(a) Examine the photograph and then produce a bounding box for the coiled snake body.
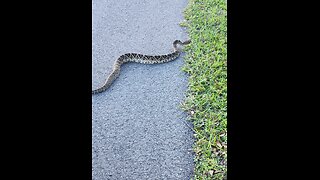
[92,39,191,95]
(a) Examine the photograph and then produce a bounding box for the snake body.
[92,39,191,95]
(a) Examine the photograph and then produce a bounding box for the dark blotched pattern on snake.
[92,39,191,95]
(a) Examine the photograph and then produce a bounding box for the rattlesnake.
[92,39,191,95]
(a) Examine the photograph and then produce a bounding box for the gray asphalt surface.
[92,0,194,179]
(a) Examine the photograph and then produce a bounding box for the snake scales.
[92,39,191,95]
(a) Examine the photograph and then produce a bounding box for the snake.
[92,39,191,95]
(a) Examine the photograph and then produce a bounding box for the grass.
[180,0,227,179]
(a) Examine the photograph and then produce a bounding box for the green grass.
[181,0,227,179]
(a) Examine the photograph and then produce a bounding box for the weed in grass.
[181,0,227,179]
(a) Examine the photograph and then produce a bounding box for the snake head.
[173,39,191,52]
[183,39,191,45]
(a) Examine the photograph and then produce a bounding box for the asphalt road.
[92,0,194,179]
